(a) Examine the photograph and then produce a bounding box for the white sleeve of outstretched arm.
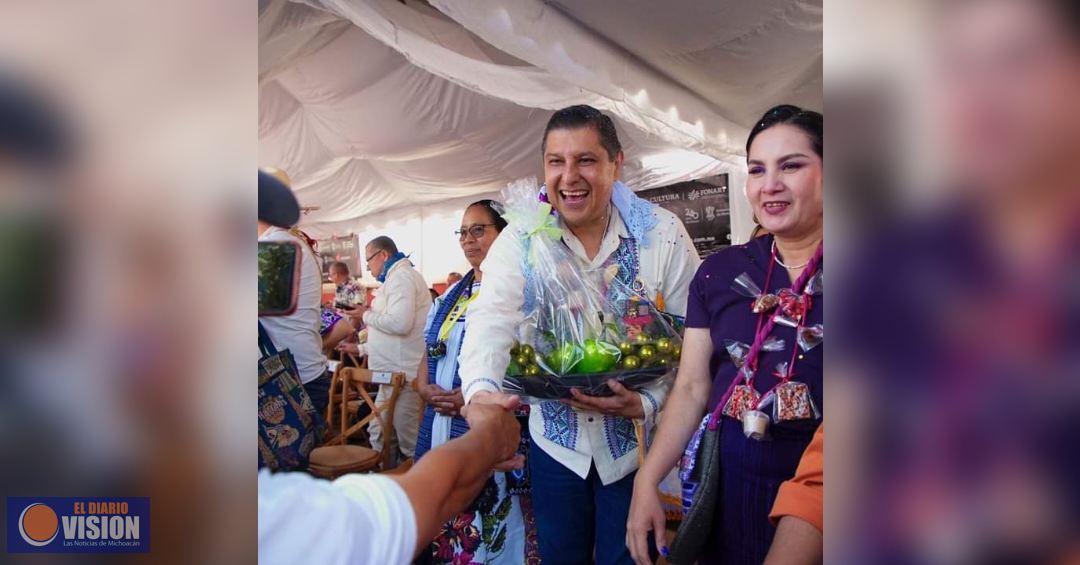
[459,229,526,404]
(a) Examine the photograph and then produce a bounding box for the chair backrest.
[326,350,351,434]
[325,349,368,434]
[329,367,406,469]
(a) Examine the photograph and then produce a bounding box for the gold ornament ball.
[634,333,652,346]
[621,355,641,369]
[618,341,635,356]
[672,344,682,359]
[638,345,657,360]
[655,338,673,354]
[524,364,541,377]
[519,344,535,358]
[515,354,531,367]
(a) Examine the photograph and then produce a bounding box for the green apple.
[545,343,584,374]
[577,339,621,373]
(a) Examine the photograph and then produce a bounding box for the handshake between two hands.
[462,382,645,473]
[463,392,527,472]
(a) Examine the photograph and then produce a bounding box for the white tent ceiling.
[258,0,821,279]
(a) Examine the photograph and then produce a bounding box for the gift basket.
[498,178,683,401]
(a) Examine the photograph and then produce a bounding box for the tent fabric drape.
[259,0,821,281]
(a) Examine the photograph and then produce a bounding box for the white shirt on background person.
[363,258,430,378]
[258,227,326,383]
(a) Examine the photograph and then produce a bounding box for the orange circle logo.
[19,503,59,546]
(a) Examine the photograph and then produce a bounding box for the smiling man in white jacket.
[352,235,430,465]
[459,106,701,564]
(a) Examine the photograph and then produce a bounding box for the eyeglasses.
[365,250,384,263]
[455,224,495,241]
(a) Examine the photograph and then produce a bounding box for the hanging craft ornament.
[806,270,823,296]
[724,337,785,368]
[741,409,770,440]
[753,294,780,314]
[732,272,779,314]
[777,288,811,322]
[725,385,760,421]
[766,362,819,422]
[797,324,823,352]
[775,381,817,422]
[722,366,760,420]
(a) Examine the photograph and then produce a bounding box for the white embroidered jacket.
[459,204,700,485]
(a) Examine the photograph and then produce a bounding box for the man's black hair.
[541,105,622,161]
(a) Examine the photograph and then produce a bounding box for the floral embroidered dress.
[414,272,539,564]
[319,307,343,336]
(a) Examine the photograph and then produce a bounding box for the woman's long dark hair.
[746,104,823,158]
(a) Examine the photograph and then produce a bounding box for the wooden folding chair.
[325,350,371,438]
[325,350,352,437]
[309,367,405,479]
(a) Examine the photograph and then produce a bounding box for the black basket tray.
[504,366,672,400]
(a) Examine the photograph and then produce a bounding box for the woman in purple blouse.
[627,105,824,564]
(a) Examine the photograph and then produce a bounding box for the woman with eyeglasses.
[413,200,538,564]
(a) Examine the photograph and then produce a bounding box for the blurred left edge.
[0,1,256,563]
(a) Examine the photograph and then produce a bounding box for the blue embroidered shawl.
[413,270,475,461]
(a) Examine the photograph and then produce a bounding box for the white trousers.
[367,383,420,464]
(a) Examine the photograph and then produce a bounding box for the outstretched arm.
[390,394,525,557]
